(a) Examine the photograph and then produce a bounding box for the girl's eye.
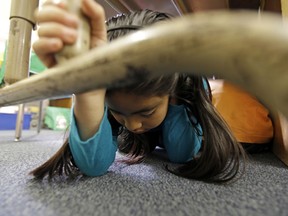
[140,110,155,117]
[110,110,122,116]
[109,108,156,117]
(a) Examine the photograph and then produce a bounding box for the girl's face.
[106,92,169,134]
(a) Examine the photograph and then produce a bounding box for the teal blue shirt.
[69,104,202,176]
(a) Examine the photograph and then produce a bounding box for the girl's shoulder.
[165,103,188,122]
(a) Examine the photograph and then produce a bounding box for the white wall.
[0,0,12,53]
[0,0,45,55]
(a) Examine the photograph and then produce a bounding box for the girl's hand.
[33,0,107,140]
[33,0,107,68]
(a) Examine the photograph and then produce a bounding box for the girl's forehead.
[106,92,169,113]
[107,91,164,101]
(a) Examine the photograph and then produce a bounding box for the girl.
[31,0,246,182]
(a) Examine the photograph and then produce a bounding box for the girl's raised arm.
[33,0,108,140]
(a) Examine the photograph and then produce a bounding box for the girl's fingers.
[33,0,108,67]
[82,0,106,31]
[35,5,79,28]
[32,37,63,67]
[81,0,107,47]
[42,0,67,8]
[33,37,63,55]
[38,22,78,44]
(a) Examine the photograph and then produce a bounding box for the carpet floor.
[0,130,288,216]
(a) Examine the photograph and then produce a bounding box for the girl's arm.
[33,0,107,140]
[74,90,106,141]
[69,107,118,176]
[31,0,117,177]
[71,0,108,140]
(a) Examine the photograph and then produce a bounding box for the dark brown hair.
[107,73,246,182]
[30,10,246,182]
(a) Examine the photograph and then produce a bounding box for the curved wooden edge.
[272,112,288,165]
[0,10,287,118]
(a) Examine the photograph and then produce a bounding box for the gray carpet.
[1,130,288,216]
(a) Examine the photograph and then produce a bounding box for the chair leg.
[37,100,43,134]
[15,104,25,142]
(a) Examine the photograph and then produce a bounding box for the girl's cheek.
[144,115,164,128]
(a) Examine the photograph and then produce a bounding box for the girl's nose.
[124,117,142,132]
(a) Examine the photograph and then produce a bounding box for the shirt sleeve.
[162,104,202,163]
[69,107,117,176]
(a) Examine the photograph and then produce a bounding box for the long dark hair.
[30,10,246,182]
[107,73,245,182]
[171,75,245,182]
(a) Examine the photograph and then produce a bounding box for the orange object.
[209,79,274,144]
[49,97,72,108]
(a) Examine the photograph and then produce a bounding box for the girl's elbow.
[81,161,112,177]
[78,155,115,177]
[82,166,108,177]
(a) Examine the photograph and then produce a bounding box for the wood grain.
[0,11,287,118]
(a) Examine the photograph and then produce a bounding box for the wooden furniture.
[1,1,287,162]
[273,114,288,165]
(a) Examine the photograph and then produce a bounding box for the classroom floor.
[1,129,288,216]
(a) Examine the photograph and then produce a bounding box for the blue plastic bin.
[0,113,32,130]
